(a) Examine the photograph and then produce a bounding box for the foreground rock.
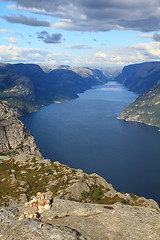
[0,206,86,240]
[1,199,160,240]
[43,200,160,240]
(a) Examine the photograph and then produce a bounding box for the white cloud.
[8,36,17,44]
[27,53,42,58]
[94,52,107,58]
[0,44,65,64]
[0,29,11,33]
[137,34,153,39]
[65,44,92,49]
[0,41,159,67]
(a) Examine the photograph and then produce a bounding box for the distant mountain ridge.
[0,63,108,116]
[115,62,160,94]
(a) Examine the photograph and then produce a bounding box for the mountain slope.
[118,80,160,130]
[0,63,108,116]
[0,64,36,115]
[115,62,160,94]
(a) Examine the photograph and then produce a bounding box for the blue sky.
[0,0,160,68]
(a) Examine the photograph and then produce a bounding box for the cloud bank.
[0,41,159,66]
[3,0,160,32]
[2,14,51,27]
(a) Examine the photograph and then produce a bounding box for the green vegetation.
[0,154,153,208]
[118,81,160,131]
[81,188,132,205]
[130,192,138,201]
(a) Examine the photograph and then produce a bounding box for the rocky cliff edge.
[0,101,41,156]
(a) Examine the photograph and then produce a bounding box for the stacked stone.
[18,211,42,221]
[19,192,52,221]
[26,192,51,213]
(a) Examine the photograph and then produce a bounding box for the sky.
[0,0,160,68]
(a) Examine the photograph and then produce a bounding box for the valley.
[0,61,160,239]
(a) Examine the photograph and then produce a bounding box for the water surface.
[21,82,160,203]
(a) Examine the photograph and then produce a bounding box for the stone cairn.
[19,192,52,221]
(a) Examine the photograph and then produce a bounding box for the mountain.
[41,65,112,83]
[118,80,160,131]
[115,62,160,130]
[115,62,160,94]
[0,63,108,116]
[0,102,160,240]
[0,63,36,116]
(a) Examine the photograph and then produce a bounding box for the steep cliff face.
[0,101,41,156]
[115,62,160,94]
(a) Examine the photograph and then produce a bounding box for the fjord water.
[21,82,160,203]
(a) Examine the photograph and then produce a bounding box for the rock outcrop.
[0,101,41,156]
[0,153,159,209]
[0,206,86,240]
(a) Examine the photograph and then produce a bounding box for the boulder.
[64,182,90,200]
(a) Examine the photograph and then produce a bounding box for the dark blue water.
[20,82,160,203]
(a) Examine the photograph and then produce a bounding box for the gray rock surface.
[42,199,104,218]
[0,101,41,156]
[2,199,160,240]
[43,199,160,240]
[64,182,90,200]
[0,207,19,223]
[0,206,86,240]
